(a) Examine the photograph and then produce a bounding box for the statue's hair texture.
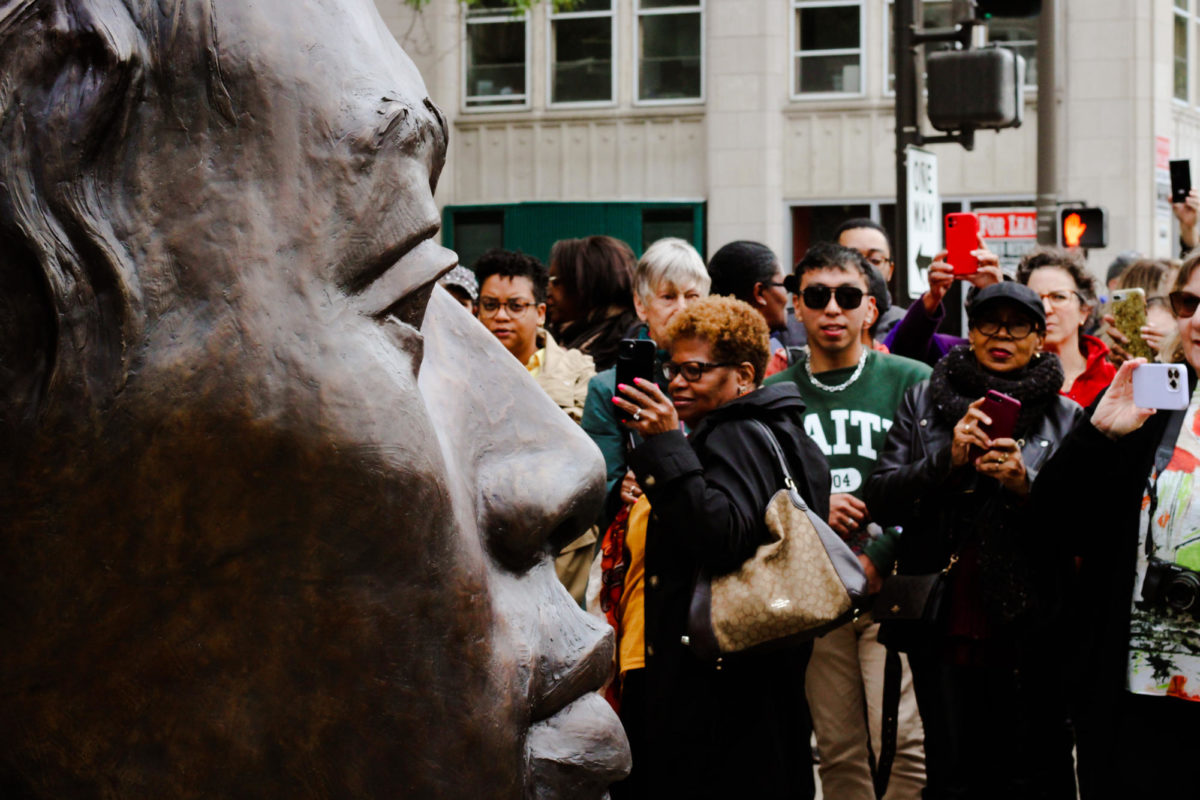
[0,0,230,454]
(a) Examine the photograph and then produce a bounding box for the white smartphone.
[1132,363,1190,410]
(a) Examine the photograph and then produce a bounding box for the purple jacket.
[882,300,966,367]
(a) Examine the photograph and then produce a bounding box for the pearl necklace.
[805,348,868,393]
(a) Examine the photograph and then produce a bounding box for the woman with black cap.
[865,282,1084,799]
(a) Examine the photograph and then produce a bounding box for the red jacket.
[1063,334,1115,408]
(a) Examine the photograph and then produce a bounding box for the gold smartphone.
[1110,288,1154,359]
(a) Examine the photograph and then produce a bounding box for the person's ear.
[536,302,546,327]
[751,282,768,309]
[736,362,756,391]
[633,291,648,322]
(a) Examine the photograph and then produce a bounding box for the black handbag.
[871,560,955,625]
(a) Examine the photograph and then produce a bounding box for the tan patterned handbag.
[686,420,868,660]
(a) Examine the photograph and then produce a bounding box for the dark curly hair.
[665,295,771,385]
[1015,248,1099,305]
[472,249,548,303]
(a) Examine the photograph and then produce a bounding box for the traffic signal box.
[1057,207,1108,249]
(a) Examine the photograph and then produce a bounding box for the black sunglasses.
[801,285,865,311]
[662,360,739,382]
[1170,291,1200,319]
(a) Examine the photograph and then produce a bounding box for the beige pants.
[806,614,925,800]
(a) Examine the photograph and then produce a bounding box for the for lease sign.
[977,208,1037,274]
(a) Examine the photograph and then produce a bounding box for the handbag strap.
[1144,407,1187,559]
[747,419,804,504]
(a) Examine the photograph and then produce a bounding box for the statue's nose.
[417,287,606,571]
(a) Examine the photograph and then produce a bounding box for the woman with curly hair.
[612,296,830,799]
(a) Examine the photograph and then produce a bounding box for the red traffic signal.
[1058,207,1107,249]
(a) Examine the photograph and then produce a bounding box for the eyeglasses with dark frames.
[800,285,865,311]
[1170,291,1200,319]
[662,360,739,382]
[479,297,537,316]
[973,317,1035,339]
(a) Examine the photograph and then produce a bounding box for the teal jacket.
[580,325,670,525]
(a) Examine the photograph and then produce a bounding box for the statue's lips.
[529,625,614,724]
[526,693,632,797]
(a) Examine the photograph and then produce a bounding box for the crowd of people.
[440,200,1200,799]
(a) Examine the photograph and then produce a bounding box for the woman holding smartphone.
[1034,253,1200,798]
[865,282,1084,800]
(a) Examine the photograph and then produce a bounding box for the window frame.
[462,4,532,113]
[633,0,706,107]
[882,0,954,98]
[546,0,618,109]
[1176,0,1191,105]
[790,0,867,100]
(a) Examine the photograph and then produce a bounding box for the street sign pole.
[894,0,919,303]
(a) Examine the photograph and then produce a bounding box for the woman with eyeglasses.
[611,295,829,799]
[1032,253,1200,798]
[865,282,1084,800]
[1018,248,1116,408]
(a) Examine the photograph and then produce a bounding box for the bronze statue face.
[0,1,627,796]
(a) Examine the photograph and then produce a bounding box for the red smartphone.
[945,212,980,275]
[969,390,1021,461]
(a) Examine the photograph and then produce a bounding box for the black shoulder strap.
[1145,408,1188,558]
[747,419,806,507]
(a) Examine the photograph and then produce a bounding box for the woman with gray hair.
[582,237,711,523]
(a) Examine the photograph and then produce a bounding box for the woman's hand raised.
[614,378,680,437]
[1091,358,1156,439]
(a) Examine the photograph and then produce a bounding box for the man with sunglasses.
[767,242,930,800]
[475,249,598,602]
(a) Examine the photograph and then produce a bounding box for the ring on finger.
[633,409,641,422]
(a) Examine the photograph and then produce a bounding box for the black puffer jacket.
[865,377,1083,637]
[627,382,829,799]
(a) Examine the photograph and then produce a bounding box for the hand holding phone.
[1132,363,1190,410]
[1110,288,1155,360]
[945,212,980,276]
[968,390,1021,462]
[614,339,657,421]
[1171,159,1192,205]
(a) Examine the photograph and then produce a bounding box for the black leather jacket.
[866,381,1084,576]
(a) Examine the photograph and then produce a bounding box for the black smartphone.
[614,339,657,421]
[1171,159,1191,204]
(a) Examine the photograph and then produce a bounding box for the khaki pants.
[805,614,925,800]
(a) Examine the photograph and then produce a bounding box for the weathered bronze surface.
[0,1,629,796]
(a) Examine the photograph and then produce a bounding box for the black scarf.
[929,345,1064,439]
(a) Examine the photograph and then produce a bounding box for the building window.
[791,0,864,97]
[885,1,1036,95]
[1177,0,1190,102]
[449,210,505,270]
[549,0,615,105]
[635,0,703,103]
[987,14,1038,87]
[464,0,529,109]
[885,0,953,96]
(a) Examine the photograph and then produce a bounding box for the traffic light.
[926,47,1025,131]
[976,0,1041,18]
[1058,207,1107,249]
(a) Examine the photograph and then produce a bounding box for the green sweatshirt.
[765,348,931,572]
